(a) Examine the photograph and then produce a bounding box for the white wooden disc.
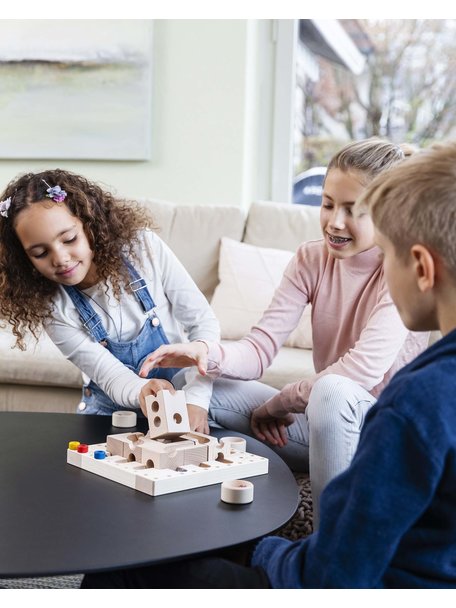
[221,479,254,504]
[112,411,137,428]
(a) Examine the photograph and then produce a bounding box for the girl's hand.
[139,378,175,416]
[250,403,294,448]
[187,404,209,435]
[139,342,209,378]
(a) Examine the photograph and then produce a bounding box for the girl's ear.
[410,244,436,292]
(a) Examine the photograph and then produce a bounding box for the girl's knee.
[307,374,357,426]
[308,374,352,404]
[307,374,374,432]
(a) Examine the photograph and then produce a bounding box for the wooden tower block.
[106,432,145,458]
[146,390,190,439]
[140,443,186,470]
[182,445,209,466]
[179,431,222,461]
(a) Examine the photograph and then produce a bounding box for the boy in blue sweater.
[82,142,456,588]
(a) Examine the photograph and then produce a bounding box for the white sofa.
[0,200,322,413]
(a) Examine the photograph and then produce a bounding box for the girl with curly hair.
[0,169,233,431]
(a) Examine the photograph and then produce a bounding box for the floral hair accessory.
[42,180,67,203]
[0,197,12,218]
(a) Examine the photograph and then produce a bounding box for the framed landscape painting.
[0,20,153,160]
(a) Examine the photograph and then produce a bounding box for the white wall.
[0,20,294,208]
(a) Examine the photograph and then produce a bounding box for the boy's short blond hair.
[361,141,456,279]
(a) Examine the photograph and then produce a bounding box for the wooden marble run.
[67,390,268,496]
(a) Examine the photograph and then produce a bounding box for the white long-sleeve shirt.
[46,230,220,410]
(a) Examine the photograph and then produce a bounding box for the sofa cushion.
[257,346,315,390]
[0,384,80,413]
[0,327,82,389]
[143,199,246,299]
[139,198,176,243]
[220,340,315,390]
[211,238,312,349]
[244,201,322,252]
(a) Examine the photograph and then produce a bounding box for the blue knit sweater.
[252,329,456,588]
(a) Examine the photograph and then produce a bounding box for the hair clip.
[0,196,12,218]
[42,180,67,203]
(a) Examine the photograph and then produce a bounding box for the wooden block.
[84,455,137,488]
[106,432,145,458]
[67,411,269,496]
[180,431,213,444]
[67,448,83,467]
[176,431,221,461]
[140,443,185,470]
[135,468,182,496]
[106,434,127,457]
[219,436,247,453]
[146,390,190,439]
[68,440,269,497]
[140,456,268,496]
[182,445,209,466]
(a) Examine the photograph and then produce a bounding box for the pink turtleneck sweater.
[205,239,429,416]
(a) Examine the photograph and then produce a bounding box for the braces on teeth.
[329,235,350,243]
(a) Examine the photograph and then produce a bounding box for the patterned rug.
[0,475,312,589]
[277,473,313,540]
[0,574,84,589]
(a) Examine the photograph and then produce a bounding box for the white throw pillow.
[211,238,312,349]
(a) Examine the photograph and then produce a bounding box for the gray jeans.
[204,374,376,529]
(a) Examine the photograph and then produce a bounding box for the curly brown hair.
[0,169,157,349]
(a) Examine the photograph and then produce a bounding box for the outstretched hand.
[139,342,209,378]
[250,402,294,448]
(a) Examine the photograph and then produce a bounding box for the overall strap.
[63,258,155,342]
[123,257,156,315]
[63,286,109,342]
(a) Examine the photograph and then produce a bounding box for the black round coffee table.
[0,412,298,577]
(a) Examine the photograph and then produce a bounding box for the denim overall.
[64,258,180,415]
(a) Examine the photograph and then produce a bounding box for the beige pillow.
[211,238,312,349]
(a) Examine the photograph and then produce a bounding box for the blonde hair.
[327,137,407,186]
[360,141,456,279]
